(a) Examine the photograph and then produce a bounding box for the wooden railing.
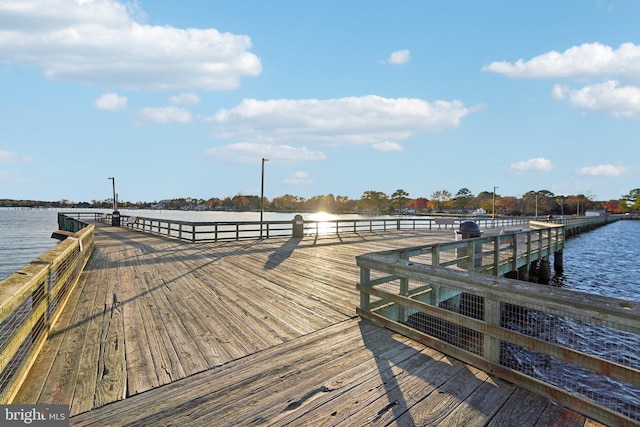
[98,211,620,243]
[357,221,639,426]
[0,215,94,403]
[103,214,532,242]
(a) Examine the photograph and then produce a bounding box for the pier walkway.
[15,222,601,426]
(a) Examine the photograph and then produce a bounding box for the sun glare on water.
[307,211,340,235]
[308,211,338,221]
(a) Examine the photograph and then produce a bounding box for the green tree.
[359,191,389,214]
[391,189,410,212]
[623,188,640,211]
[453,188,474,210]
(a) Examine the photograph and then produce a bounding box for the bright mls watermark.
[1,405,68,426]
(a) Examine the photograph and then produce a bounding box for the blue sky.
[1,0,639,204]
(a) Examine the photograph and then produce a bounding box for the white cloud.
[138,106,192,124]
[483,42,640,82]
[0,150,32,163]
[553,80,640,118]
[486,42,640,119]
[282,171,314,187]
[551,84,569,100]
[206,142,326,164]
[169,92,201,106]
[576,164,630,176]
[509,158,553,174]
[0,170,35,183]
[384,49,411,65]
[208,96,481,147]
[0,0,261,90]
[372,141,403,151]
[94,92,127,111]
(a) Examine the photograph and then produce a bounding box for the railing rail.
[0,215,94,403]
[357,221,639,426]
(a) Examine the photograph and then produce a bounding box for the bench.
[499,227,522,235]
[434,217,456,230]
[124,216,138,228]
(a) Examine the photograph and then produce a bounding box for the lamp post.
[535,191,538,219]
[108,177,120,226]
[260,158,268,238]
[492,186,499,226]
[108,177,116,211]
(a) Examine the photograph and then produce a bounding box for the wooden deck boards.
[13,223,600,426]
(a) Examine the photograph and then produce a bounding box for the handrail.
[356,221,639,426]
[0,215,94,403]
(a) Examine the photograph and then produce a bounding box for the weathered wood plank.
[67,249,108,413]
[118,258,160,396]
[69,319,371,425]
[438,375,516,426]
[93,289,126,407]
[387,364,491,425]
[134,269,186,385]
[487,387,556,427]
[274,342,448,426]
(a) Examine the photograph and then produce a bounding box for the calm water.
[555,219,640,300]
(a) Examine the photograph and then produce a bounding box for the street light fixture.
[260,158,268,238]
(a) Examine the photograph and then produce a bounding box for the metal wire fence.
[0,218,93,403]
[357,243,640,426]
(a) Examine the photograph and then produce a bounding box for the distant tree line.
[2,188,639,216]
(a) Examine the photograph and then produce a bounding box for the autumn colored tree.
[430,190,452,212]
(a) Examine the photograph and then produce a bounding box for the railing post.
[399,251,409,322]
[483,297,500,364]
[511,233,518,272]
[431,245,440,266]
[493,235,500,276]
[359,266,371,311]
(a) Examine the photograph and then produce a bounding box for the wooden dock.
[14,222,602,426]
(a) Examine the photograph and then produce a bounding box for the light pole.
[108,177,120,226]
[492,186,498,226]
[535,191,538,219]
[108,177,116,211]
[260,158,268,238]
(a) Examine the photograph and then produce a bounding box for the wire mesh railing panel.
[0,217,94,403]
[0,284,47,402]
[357,251,640,425]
